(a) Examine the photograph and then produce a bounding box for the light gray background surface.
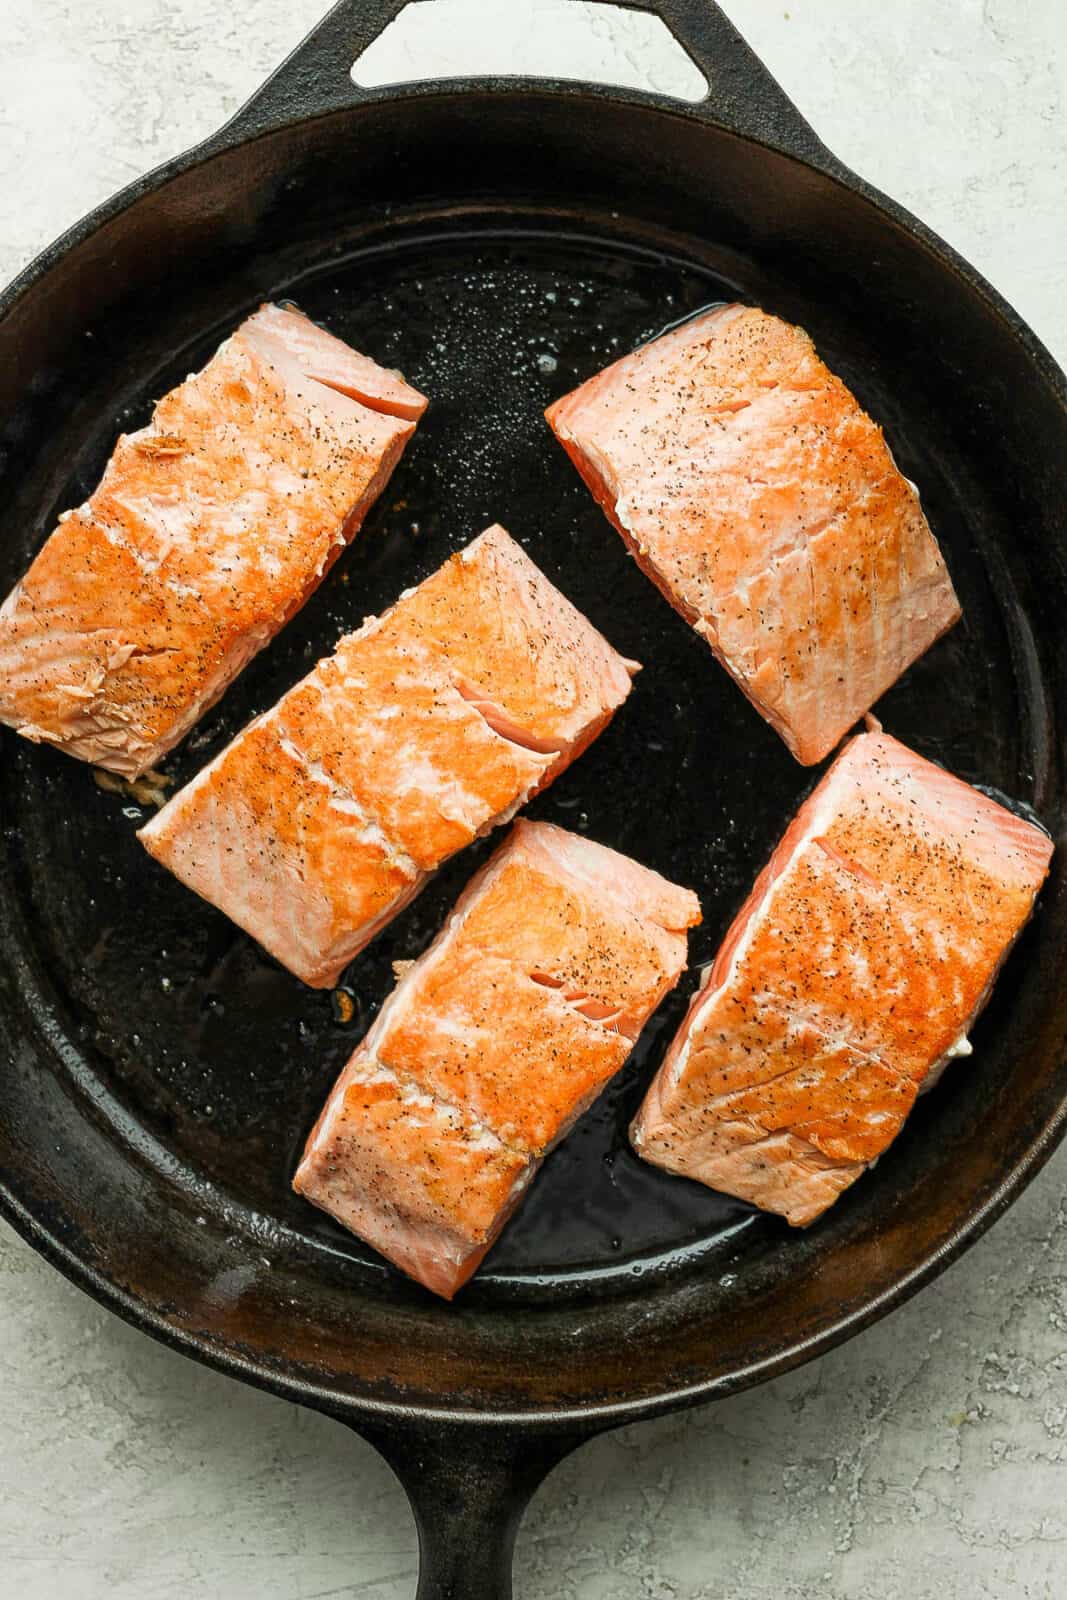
[1,2,1065,1595]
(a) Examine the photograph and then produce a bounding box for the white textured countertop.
[1,3,1065,1596]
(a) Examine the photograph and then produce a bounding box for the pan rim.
[1,1080,1065,1428]
[2,80,1064,411]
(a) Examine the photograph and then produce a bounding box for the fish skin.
[139,527,638,988]
[0,303,426,777]
[294,819,702,1299]
[631,729,1054,1226]
[546,304,961,765]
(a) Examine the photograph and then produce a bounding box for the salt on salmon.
[0,302,427,777]
[631,727,1053,1225]
[546,305,961,766]
[139,526,637,988]
[294,820,702,1298]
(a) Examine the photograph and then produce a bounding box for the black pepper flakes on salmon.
[631,727,1053,1224]
[139,526,638,987]
[0,302,427,776]
[546,304,961,766]
[294,820,701,1298]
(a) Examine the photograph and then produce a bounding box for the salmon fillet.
[0,303,427,777]
[139,527,638,987]
[546,305,961,765]
[294,820,701,1297]
[631,728,1053,1225]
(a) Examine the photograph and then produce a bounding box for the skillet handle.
[353,1417,585,1599]
[210,0,408,137]
[209,0,833,169]
[580,0,833,163]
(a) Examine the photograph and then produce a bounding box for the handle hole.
[351,0,708,101]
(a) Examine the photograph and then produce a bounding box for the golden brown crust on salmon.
[294,821,702,1297]
[139,527,638,987]
[546,305,961,765]
[631,730,1053,1225]
[0,304,426,776]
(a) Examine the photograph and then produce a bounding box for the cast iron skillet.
[1,2,1065,1594]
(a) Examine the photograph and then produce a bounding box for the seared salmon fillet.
[631,728,1053,1225]
[546,305,961,765]
[0,303,427,776]
[139,527,637,987]
[294,820,701,1297]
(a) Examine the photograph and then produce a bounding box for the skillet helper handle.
[355,1419,583,1600]
[210,0,409,138]
[211,0,833,168]
[588,0,832,162]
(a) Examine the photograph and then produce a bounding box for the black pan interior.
[1,92,1065,1416]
